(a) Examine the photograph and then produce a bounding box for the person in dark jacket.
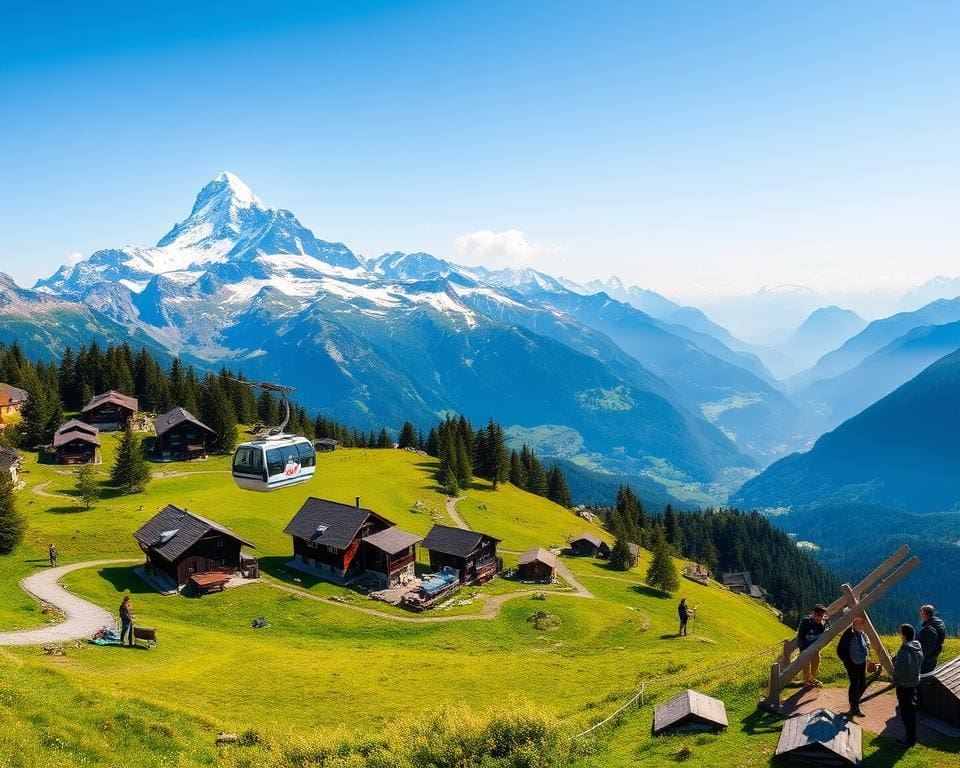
[892,623,923,748]
[797,604,828,687]
[119,595,135,647]
[48,543,58,567]
[917,604,946,674]
[678,598,689,636]
[837,615,871,718]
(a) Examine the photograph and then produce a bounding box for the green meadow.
[1,438,957,767]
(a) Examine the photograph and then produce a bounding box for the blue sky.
[1,0,958,300]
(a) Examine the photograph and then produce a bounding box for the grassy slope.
[1,442,956,767]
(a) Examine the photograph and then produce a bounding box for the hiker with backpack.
[918,604,946,674]
[677,598,689,637]
[837,614,871,718]
[796,604,829,687]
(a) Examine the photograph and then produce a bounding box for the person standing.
[837,615,870,718]
[119,595,135,647]
[48,543,58,567]
[892,623,923,748]
[918,605,946,674]
[797,604,829,687]
[678,598,689,637]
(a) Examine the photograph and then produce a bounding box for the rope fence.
[571,642,782,740]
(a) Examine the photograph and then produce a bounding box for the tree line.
[603,485,838,627]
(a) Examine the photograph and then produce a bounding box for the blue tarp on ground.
[420,567,458,595]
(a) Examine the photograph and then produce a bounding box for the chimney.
[355,496,361,509]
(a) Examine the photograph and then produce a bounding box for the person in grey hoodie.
[892,623,923,748]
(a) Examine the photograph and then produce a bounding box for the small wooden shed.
[569,532,609,558]
[52,419,101,464]
[775,708,861,766]
[314,437,339,452]
[920,654,960,728]
[153,406,215,460]
[362,526,422,588]
[421,524,501,585]
[517,548,557,581]
[652,689,728,736]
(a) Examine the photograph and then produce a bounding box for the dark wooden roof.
[363,527,423,555]
[652,689,728,736]
[421,524,500,558]
[571,532,603,548]
[775,708,862,766]
[931,654,960,697]
[283,497,394,551]
[153,406,214,438]
[82,390,139,414]
[0,446,22,471]
[518,548,557,568]
[0,383,28,404]
[53,420,101,448]
[315,437,339,446]
[133,504,254,562]
[722,571,752,588]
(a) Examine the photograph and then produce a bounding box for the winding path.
[31,481,71,500]
[445,495,469,529]
[0,559,137,646]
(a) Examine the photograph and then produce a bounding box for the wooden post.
[766,662,782,710]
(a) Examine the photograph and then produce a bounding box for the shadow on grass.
[861,734,911,767]
[741,708,784,737]
[631,584,670,599]
[46,505,87,515]
[96,566,154,595]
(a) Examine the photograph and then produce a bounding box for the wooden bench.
[188,571,231,595]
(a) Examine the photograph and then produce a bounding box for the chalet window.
[326,545,339,554]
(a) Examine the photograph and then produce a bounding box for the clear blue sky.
[2,1,958,299]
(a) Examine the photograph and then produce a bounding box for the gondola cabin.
[421,524,501,585]
[153,407,215,460]
[284,497,394,583]
[81,390,139,428]
[133,504,255,588]
[52,420,101,464]
[232,434,316,491]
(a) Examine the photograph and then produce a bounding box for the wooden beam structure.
[762,547,919,710]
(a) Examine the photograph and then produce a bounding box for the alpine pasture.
[1,437,954,768]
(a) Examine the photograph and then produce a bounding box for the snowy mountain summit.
[35,172,361,298]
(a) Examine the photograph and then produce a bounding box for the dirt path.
[0,560,138,646]
[265,579,583,624]
[31,481,71,500]
[445,495,469,529]
[780,680,956,744]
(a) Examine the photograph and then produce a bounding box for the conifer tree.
[646,526,680,594]
[509,449,527,488]
[664,503,684,553]
[110,424,152,494]
[439,439,460,496]
[377,428,391,448]
[0,473,26,554]
[426,427,439,457]
[398,421,417,449]
[609,536,635,571]
[547,465,572,507]
[200,375,238,453]
[74,464,99,510]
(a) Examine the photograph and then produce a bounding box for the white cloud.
[65,252,85,266]
[453,229,560,269]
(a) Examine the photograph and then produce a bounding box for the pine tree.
[110,424,152,494]
[646,527,680,594]
[664,503,684,553]
[438,439,460,496]
[509,449,527,488]
[398,421,417,449]
[377,428,391,448]
[426,427,439,457]
[0,473,27,554]
[200,375,238,453]
[547,465,572,507]
[484,419,510,489]
[74,464,99,510]
[609,536,635,571]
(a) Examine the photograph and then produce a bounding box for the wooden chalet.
[133,504,255,587]
[421,524,501,585]
[52,419,101,464]
[153,407,215,460]
[683,563,711,586]
[81,390,139,428]
[284,497,395,583]
[920,654,960,728]
[652,689,728,736]
[569,532,609,558]
[314,437,339,452]
[0,383,28,427]
[517,548,557,581]
[0,446,22,484]
[362,527,423,588]
[722,570,767,599]
[774,708,861,766]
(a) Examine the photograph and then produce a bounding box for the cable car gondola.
[229,380,316,492]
